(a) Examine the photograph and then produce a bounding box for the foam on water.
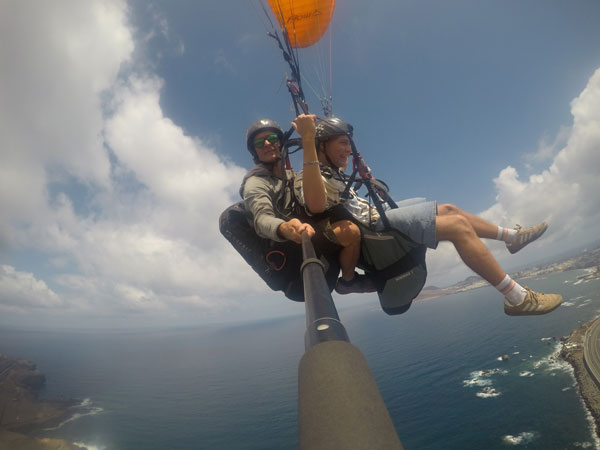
[533,342,570,373]
[463,369,507,398]
[502,431,538,445]
[44,398,103,431]
[463,377,492,387]
[73,443,107,450]
[476,387,501,398]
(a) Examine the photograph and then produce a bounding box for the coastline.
[0,353,78,450]
[559,317,600,441]
[417,246,600,302]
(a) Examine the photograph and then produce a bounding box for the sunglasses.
[254,134,280,148]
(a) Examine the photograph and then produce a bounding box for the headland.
[417,244,600,301]
[0,353,78,450]
[559,318,600,439]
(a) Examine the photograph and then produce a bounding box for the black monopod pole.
[297,232,403,450]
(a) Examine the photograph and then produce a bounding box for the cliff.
[559,319,600,438]
[0,353,78,450]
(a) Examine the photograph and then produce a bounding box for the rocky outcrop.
[0,430,78,450]
[0,353,77,450]
[559,320,600,438]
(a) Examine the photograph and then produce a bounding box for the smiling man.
[240,119,315,244]
[294,116,562,315]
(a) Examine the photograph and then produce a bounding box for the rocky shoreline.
[559,318,600,440]
[0,353,78,450]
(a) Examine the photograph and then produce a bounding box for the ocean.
[1,269,599,450]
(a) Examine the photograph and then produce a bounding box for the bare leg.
[436,214,506,285]
[437,203,499,239]
[331,220,361,281]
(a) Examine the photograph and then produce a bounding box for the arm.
[292,114,327,214]
[243,175,315,244]
[242,176,286,242]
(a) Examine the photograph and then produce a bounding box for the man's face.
[253,130,281,163]
[324,135,352,170]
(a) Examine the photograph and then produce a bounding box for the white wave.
[78,398,92,408]
[519,371,535,377]
[578,392,600,450]
[467,368,507,378]
[43,399,103,431]
[73,443,107,450]
[502,431,537,445]
[533,342,570,373]
[513,351,520,355]
[476,387,501,398]
[573,441,594,448]
[562,301,576,307]
[463,377,492,387]
[553,347,600,450]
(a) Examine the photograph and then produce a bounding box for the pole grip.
[298,340,403,450]
[298,232,403,449]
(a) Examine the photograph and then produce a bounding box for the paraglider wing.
[267,0,336,48]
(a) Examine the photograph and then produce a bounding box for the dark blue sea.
[1,269,599,449]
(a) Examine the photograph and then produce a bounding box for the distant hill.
[417,243,600,302]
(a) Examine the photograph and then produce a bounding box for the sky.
[1,0,599,329]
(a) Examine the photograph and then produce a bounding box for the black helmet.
[315,117,353,142]
[245,119,284,163]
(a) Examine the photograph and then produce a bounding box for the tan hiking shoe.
[504,287,562,316]
[506,222,548,254]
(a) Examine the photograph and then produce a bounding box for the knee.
[442,215,474,241]
[438,203,462,216]
[332,220,361,247]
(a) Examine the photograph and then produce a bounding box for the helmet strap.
[319,140,341,170]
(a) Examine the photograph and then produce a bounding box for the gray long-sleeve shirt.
[240,165,295,242]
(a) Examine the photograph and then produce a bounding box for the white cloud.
[523,126,570,167]
[1,0,598,324]
[0,0,275,327]
[0,266,63,310]
[426,68,600,285]
[483,68,600,239]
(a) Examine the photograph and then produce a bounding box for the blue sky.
[1,0,599,329]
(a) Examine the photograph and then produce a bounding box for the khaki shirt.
[294,165,379,226]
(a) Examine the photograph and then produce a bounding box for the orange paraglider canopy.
[267,0,336,48]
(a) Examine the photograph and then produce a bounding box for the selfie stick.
[297,232,403,450]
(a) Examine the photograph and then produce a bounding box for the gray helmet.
[315,117,354,143]
[245,119,284,163]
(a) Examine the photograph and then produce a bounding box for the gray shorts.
[375,197,438,249]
